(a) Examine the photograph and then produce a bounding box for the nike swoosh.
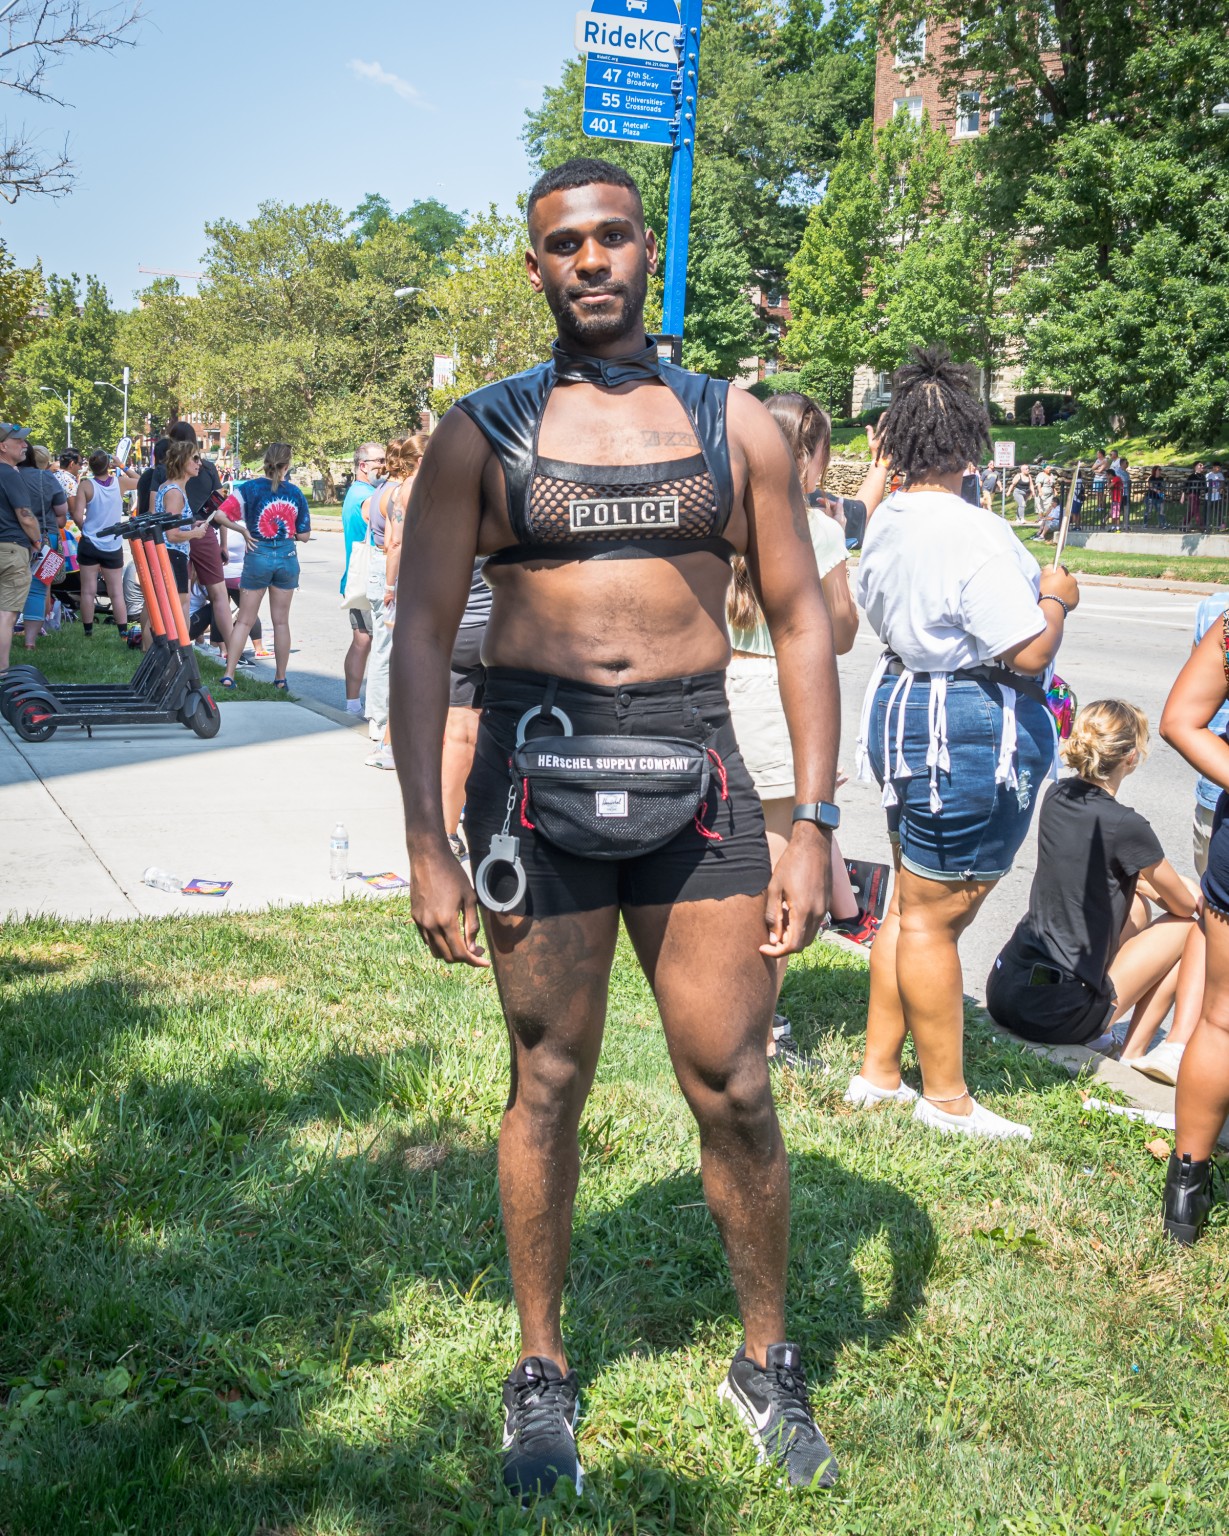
[751,1400,775,1433]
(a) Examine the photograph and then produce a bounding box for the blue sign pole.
[661,0,701,349]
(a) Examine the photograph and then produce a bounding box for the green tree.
[8,273,126,450]
[786,113,1014,410]
[120,277,206,439]
[350,194,467,263]
[876,3,1229,443]
[1014,124,1229,447]
[182,201,434,490]
[523,0,877,374]
[0,243,39,411]
[415,207,559,415]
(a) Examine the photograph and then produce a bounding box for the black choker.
[552,338,662,389]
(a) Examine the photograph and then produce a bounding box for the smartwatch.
[793,802,841,832]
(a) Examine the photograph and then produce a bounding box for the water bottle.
[143,867,183,893]
[329,823,349,882]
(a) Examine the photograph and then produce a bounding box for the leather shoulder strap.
[659,363,734,532]
[455,362,554,542]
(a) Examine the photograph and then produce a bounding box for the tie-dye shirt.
[231,477,311,546]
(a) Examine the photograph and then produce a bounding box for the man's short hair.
[354,442,383,470]
[168,421,199,445]
[527,158,643,227]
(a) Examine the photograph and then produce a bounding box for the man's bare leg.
[485,904,620,1369]
[624,894,786,1364]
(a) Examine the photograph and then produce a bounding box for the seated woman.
[987,700,1200,1057]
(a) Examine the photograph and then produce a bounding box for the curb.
[1072,573,1223,595]
[988,1015,1229,1150]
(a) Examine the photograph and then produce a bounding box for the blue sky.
[3,0,587,308]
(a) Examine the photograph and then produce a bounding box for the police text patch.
[568,496,680,532]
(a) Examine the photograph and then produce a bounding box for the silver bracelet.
[1039,594,1069,617]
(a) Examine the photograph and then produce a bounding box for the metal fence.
[1041,471,1229,535]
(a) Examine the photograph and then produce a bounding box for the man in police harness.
[391,158,842,1499]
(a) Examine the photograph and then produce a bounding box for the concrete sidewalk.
[3,690,1217,1140]
[0,702,408,920]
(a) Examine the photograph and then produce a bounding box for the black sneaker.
[769,1022,825,1075]
[718,1343,837,1489]
[501,1356,583,1501]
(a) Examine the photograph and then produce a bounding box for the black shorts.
[1203,793,1229,914]
[465,667,771,918]
[349,606,373,635]
[986,944,1116,1046]
[76,537,124,572]
[166,547,190,594]
[451,624,488,708]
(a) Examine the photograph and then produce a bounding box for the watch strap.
[793,801,841,831]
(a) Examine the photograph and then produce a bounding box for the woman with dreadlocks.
[848,345,1080,1140]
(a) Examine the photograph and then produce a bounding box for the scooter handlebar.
[96,513,197,540]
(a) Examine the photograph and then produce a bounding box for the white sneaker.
[913,1095,1033,1141]
[368,718,382,741]
[365,749,396,771]
[844,1073,918,1107]
[1128,1039,1185,1086]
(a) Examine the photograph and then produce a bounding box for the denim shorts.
[868,672,1056,881]
[1202,792,1229,915]
[242,541,300,591]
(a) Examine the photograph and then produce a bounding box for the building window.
[956,90,981,137]
[893,95,924,125]
[877,372,894,401]
[894,19,925,68]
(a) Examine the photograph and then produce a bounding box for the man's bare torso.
[475,377,752,684]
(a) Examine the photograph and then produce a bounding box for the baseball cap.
[0,423,31,442]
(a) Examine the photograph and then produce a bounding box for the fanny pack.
[515,731,712,860]
[474,681,726,911]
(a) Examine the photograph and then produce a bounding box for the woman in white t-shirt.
[849,345,1080,1140]
[727,391,888,1067]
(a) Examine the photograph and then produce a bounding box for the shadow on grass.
[1,968,935,1531]
[783,951,1073,1105]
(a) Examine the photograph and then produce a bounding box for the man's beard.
[544,264,649,349]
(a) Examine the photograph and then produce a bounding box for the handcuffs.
[472,703,573,912]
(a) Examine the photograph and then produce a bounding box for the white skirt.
[726,654,793,799]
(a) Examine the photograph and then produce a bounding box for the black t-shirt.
[1001,778,1164,988]
[20,465,68,542]
[0,462,32,544]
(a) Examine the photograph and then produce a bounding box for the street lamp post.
[93,366,130,441]
[39,386,73,449]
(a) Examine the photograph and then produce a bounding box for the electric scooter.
[0,509,221,742]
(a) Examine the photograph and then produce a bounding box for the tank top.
[458,342,735,568]
[81,475,123,553]
[367,478,389,551]
[155,481,190,557]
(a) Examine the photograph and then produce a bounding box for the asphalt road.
[264,531,1215,1002]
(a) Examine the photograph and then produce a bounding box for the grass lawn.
[16,619,291,703]
[1,901,1227,1534]
[1009,529,1229,584]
